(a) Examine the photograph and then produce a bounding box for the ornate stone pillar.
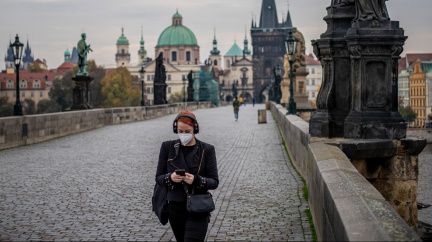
[344,11,407,139]
[309,3,355,137]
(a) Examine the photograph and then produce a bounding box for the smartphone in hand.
[175,169,185,176]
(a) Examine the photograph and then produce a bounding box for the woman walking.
[155,110,219,242]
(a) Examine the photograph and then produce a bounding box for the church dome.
[64,48,70,56]
[116,28,129,45]
[156,11,197,47]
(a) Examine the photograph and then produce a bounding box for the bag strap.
[183,149,205,195]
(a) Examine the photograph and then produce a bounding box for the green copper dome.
[156,25,197,47]
[156,11,197,47]
[117,28,129,45]
[64,48,70,56]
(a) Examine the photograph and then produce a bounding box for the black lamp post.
[274,64,282,104]
[10,34,24,116]
[139,66,146,106]
[182,75,186,103]
[285,29,298,115]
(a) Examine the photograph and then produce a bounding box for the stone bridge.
[0,104,312,241]
[0,104,421,241]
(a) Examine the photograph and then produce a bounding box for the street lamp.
[182,75,186,103]
[274,64,282,104]
[139,66,146,106]
[10,34,24,116]
[285,29,298,115]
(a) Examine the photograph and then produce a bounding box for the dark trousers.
[168,202,209,242]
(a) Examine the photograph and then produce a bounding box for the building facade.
[251,0,292,102]
[305,53,321,102]
[410,60,427,127]
[398,69,410,106]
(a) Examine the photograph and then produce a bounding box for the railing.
[0,102,211,150]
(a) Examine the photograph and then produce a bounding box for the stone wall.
[408,129,432,144]
[270,102,420,241]
[0,102,211,150]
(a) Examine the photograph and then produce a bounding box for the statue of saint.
[354,0,389,21]
[187,70,194,88]
[77,33,92,75]
[332,0,354,7]
[155,53,166,83]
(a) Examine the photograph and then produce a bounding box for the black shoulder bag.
[185,150,215,213]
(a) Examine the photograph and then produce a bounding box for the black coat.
[155,138,219,202]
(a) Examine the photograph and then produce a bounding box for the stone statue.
[155,53,166,83]
[354,0,389,21]
[77,33,92,76]
[332,0,354,7]
[292,29,306,70]
[187,70,194,88]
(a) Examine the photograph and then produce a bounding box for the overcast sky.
[1,0,431,70]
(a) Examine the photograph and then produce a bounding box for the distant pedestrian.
[243,98,247,106]
[233,97,240,121]
[252,98,255,107]
[239,97,243,106]
[154,111,219,242]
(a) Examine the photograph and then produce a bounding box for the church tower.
[138,26,147,64]
[4,40,14,70]
[22,39,34,70]
[116,28,130,67]
[64,47,71,62]
[209,28,221,70]
[251,0,292,102]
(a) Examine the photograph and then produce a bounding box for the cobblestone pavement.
[418,144,432,225]
[0,104,312,241]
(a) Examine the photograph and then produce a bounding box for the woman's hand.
[171,172,185,183]
[184,173,195,185]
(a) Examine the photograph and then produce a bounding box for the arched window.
[20,80,27,88]
[33,80,40,88]
[122,49,125,54]
[7,80,14,88]
[172,52,177,62]
[214,60,218,66]
[226,60,230,69]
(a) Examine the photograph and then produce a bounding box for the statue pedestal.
[309,4,355,138]
[293,67,311,109]
[154,82,167,105]
[187,86,194,102]
[72,75,93,110]
[344,20,407,139]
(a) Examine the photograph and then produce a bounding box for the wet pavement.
[0,104,312,241]
[418,144,432,226]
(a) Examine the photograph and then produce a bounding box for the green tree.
[86,60,105,108]
[168,90,187,103]
[49,60,105,110]
[398,100,417,126]
[0,96,13,117]
[23,98,36,115]
[36,99,62,114]
[101,67,140,107]
[49,76,73,111]
[27,62,44,73]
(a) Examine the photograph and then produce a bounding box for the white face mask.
[178,133,193,146]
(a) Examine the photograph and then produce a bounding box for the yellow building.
[409,59,427,127]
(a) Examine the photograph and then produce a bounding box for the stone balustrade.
[0,102,211,150]
[270,102,421,241]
